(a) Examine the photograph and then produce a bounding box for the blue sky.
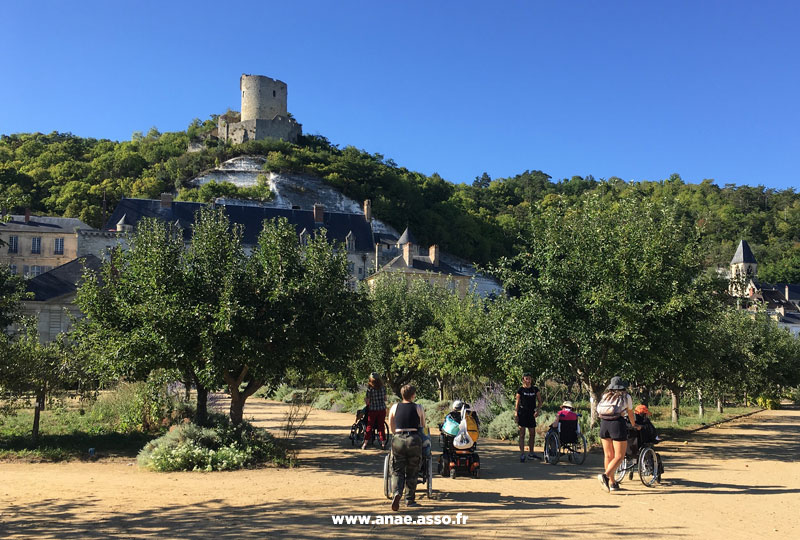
[1,1,798,190]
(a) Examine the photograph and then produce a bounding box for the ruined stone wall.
[241,74,287,121]
[225,117,301,144]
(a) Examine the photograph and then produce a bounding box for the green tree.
[493,193,723,424]
[76,208,364,425]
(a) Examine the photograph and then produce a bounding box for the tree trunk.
[437,378,444,402]
[743,391,748,407]
[717,395,724,413]
[698,388,704,418]
[229,392,246,425]
[641,385,651,407]
[586,380,604,427]
[195,384,208,425]
[224,368,263,426]
[32,388,46,443]
[671,389,680,423]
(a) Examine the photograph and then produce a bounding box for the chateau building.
[365,227,473,298]
[0,212,91,278]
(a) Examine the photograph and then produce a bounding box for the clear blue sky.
[2,1,798,190]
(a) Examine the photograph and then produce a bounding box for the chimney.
[160,193,173,208]
[429,245,440,267]
[313,203,324,223]
[24,208,31,223]
[364,199,372,222]
[403,242,413,267]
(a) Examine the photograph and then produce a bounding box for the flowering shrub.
[137,414,287,472]
[487,410,518,440]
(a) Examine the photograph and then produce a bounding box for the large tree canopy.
[76,207,365,424]
[493,193,725,423]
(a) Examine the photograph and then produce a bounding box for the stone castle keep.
[218,74,302,144]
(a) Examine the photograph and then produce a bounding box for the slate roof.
[379,255,464,276]
[25,255,102,302]
[103,198,375,251]
[731,239,757,265]
[0,215,92,233]
[397,227,417,245]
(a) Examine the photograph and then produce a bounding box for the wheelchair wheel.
[638,446,659,487]
[426,455,433,498]
[383,453,392,499]
[544,430,560,464]
[350,422,364,446]
[569,434,587,465]
[614,455,633,484]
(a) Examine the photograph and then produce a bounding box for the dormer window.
[345,231,356,252]
[299,228,308,246]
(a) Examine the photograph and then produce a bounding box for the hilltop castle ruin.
[218,74,302,144]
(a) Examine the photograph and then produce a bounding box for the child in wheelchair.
[626,405,663,478]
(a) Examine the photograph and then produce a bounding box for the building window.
[31,265,43,277]
[358,267,363,276]
[31,237,41,254]
[54,237,64,255]
[348,262,355,273]
[9,264,16,275]
[8,236,18,253]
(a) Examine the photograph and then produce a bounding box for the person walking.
[597,376,639,492]
[387,384,426,511]
[515,372,542,462]
[362,372,387,450]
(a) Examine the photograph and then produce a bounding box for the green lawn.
[0,407,156,462]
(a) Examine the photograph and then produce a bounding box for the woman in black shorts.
[515,372,542,462]
[597,376,639,492]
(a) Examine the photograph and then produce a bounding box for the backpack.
[596,394,625,420]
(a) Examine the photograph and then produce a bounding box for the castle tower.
[730,239,757,296]
[240,74,288,121]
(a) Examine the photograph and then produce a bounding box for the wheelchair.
[613,423,663,487]
[382,430,433,500]
[543,418,587,465]
[349,407,389,447]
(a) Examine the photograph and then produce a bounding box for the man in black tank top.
[387,384,426,511]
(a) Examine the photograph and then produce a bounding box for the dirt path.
[1,399,798,539]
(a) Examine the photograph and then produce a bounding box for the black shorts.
[599,417,628,441]
[517,410,536,428]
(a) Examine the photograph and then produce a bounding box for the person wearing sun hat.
[596,376,639,493]
[550,400,579,428]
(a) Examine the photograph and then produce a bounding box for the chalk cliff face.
[189,156,503,296]
[191,156,398,236]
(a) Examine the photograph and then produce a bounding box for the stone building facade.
[218,74,302,144]
[0,212,91,278]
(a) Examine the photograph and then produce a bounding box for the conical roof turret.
[397,226,417,245]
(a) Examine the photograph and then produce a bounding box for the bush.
[312,390,342,410]
[270,384,293,402]
[137,414,287,472]
[330,388,367,414]
[791,387,800,405]
[88,371,191,433]
[487,410,518,440]
[418,399,450,429]
[756,395,781,410]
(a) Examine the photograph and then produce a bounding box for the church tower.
[730,239,757,296]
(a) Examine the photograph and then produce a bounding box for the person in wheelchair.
[544,401,587,464]
[616,404,663,486]
[439,400,481,478]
